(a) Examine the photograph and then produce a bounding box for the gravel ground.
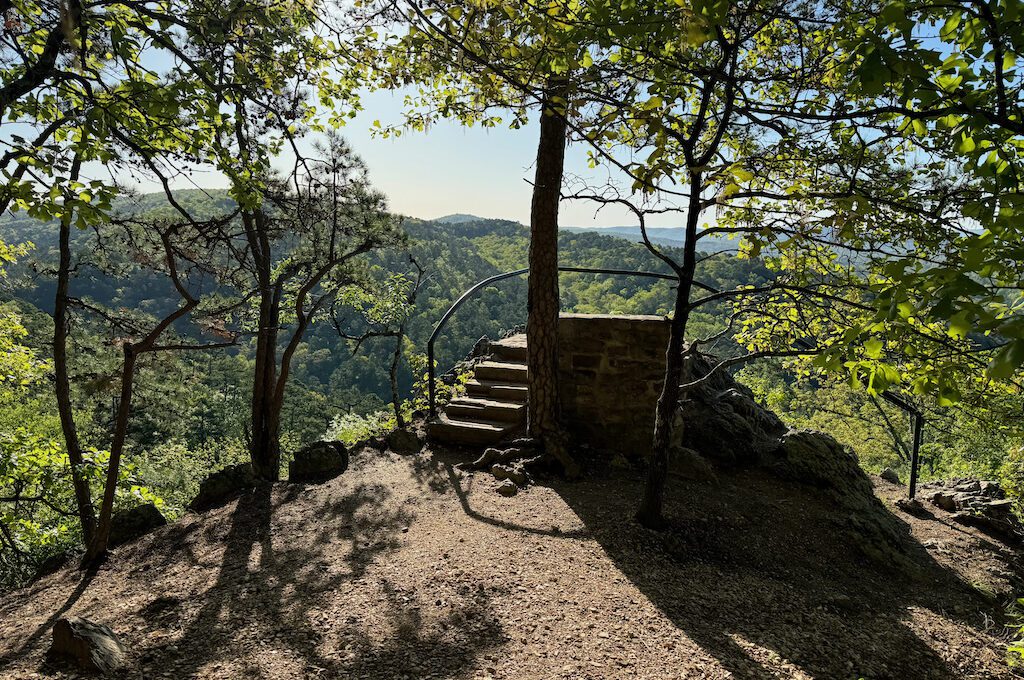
[0,444,1022,679]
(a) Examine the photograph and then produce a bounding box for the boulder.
[491,463,528,486]
[674,354,787,466]
[189,463,257,511]
[50,617,127,674]
[895,497,929,517]
[288,441,349,483]
[979,480,1005,498]
[496,480,518,497]
[109,503,166,548]
[669,446,717,482]
[880,468,901,485]
[386,428,422,455]
[929,491,957,512]
[505,466,529,486]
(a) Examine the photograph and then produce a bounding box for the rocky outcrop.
[768,430,905,562]
[921,479,1022,542]
[50,617,128,674]
[675,352,907,563]
[289,441,348,483]
[673,353,787,467]
[109,503,166,548]
[189,463,257,511]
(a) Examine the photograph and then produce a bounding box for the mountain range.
[435,214,738,253]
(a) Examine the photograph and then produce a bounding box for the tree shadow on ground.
[422,444,1013,679]
[413,450,593,540]
[144,480,503,679]
[546,468,1014,679]
[18,475,504,679]
[0,564,98,670]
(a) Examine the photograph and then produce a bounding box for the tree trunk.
[635,170,703,528]
[249,288,281,481]
[83,345,137,563]
[635,293,687,529]
[527,79,578,476]
[390,330,405,428]
[54,168,96,546]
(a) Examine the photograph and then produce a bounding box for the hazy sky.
[7,87,679,228]
[290,90,677,228]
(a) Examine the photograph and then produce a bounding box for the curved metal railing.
[424,265,925,500]
[426,266,683,417]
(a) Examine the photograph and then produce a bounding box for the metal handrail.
[425,265,924,500]
[426,266,680,417]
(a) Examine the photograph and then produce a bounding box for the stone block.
[572,353,602,370]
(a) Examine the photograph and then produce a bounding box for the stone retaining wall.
[557,313,669,455]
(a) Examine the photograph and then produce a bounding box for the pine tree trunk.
[54,169,96,546]
[249,289,281,481]
[527,79,573,474]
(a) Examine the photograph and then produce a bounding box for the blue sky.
[279,90,677,228]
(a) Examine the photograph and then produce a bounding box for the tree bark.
[53,158,96,546]
[527,79,578,476]
[635,170,703,528]
[249,288,281,481]
[83,345,137,563]
[390,330,405,428]
[244,207,283,482]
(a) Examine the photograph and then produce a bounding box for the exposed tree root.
[457,438,575,495]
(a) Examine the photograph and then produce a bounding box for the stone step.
[474,360,528,384]
[464,379,529,402]
[427,414,514,446]
[446,397,526,424]
[490,334,527,362]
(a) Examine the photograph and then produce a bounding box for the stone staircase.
[428,334,528,446]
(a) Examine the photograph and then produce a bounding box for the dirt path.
[0,446,1021,679]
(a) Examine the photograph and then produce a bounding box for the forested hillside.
[3,203,1023,589]
[4,0,1024,675]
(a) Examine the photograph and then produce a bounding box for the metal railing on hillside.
[425,266,924,499]
[426,266,682,417]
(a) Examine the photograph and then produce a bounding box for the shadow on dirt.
[423,443,1012,679]
[555,468,1009,679]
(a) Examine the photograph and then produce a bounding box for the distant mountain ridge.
[433,213,488,224]
[434,213,736,253]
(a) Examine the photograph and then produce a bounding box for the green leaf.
[987,340,1024,380]
[863,337,884,359]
